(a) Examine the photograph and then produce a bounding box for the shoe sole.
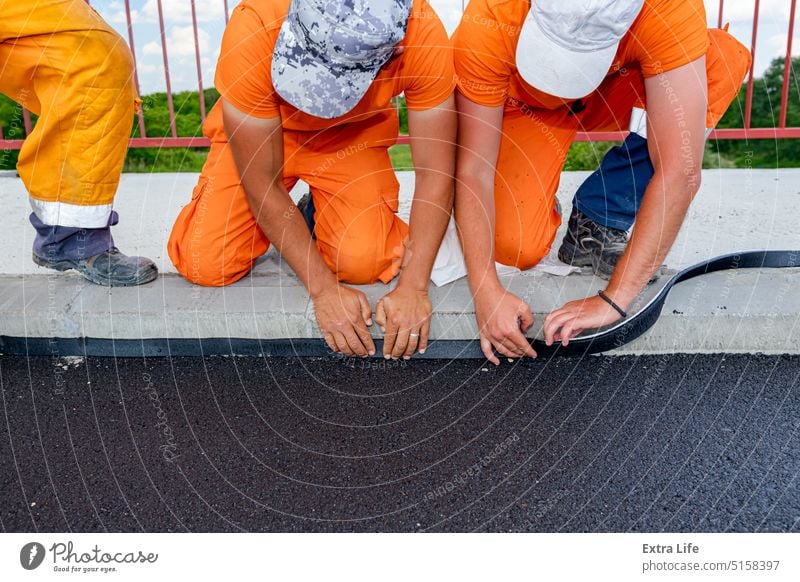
[32,253,159,287]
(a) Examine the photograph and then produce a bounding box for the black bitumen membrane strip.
[0,336,487,359]
[0,353,797,533]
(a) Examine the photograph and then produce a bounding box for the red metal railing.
[0,0,798,150]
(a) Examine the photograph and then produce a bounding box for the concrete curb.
[2,169,799,357]
[1,267,798,356]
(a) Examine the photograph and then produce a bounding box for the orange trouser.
[494,28,751,269]
[168,103,408,286]
[0,0,136,228]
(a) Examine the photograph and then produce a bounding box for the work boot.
[558,206,628,279]
[33,248,158,286]
[29,211,157,286]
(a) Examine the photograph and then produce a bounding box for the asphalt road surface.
[1,353,798,532]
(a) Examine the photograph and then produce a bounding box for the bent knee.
[495,237,549,271]
[169,239,255,287]
[81,30,135,89]
[325,242,388,285]
[168,215,259,288]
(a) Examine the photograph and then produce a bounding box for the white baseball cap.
[516,0,645,100]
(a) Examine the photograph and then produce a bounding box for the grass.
[388,144,413,171]
[123,143,426,173]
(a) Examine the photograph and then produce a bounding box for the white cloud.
[168,25,211,57]
[104,0,140,25]
[142,40,161,56]
[92,0,794,92]
[705,0,792,23]
[140,0,231,24]
[766,32,800,57]
[140,26,209,58]
[428,0,466,35]
[136,62,161,74]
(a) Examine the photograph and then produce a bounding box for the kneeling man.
[169,0,456,359]
[453,0,750,363]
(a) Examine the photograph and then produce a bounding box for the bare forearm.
[242,175,335,296]
[606,173,696,307]
[455,172,502,296]
[397,172,453,290]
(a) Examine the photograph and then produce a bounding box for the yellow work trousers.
[0,0,136,227]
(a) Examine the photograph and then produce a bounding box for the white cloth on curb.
[430,216,579,287]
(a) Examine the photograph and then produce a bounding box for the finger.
[506,326,536,359]
[543,305,570,327]
[352,317,376,356]
[554,316,579,346]
[543,312,561,346]
[382,316,398,359]
[544,311,574,346]
[418,319,430,354]
[357,292,373,326]
[375,299,387,330]
[392,325,410,359]
[404,329,420,359]
[332,331,353,356]
[560,319,583,347]
[493,337,520,359]
[343,327,369,358]
[480,336,500,366]
[518,304,535,332]
[560,321,576,346]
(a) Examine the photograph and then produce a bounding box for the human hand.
[375,285,432,359]
[313,284,375,357]
[474,286,537,365]
[543,294,623,347]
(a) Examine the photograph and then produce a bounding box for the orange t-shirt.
[215,0,455,132]
[453,0,710,109]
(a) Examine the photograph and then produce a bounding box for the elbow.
[456,165,495,197]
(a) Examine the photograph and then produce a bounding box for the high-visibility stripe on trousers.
[493,28,751,270]
[168,103,409,287]
[0,0,136,228]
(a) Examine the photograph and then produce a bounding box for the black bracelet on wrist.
[598,290,627,318]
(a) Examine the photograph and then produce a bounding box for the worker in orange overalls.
[0,0,157,286]
[453,0,751,363]
[168,0,456,360]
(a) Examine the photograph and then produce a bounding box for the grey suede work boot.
[33,248,158,287]
[558,206,629,280]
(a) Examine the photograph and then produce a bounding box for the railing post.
[124,0,147,138]
[190,0,207,123]
[744,0,761,130]
[156,0,178,139]
[779,0,797,129]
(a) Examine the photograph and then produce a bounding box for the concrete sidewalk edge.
[1,269,798,357]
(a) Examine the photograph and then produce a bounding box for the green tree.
[710,55,800,168]
[3,59,799,172]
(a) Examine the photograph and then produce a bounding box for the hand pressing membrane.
[375,286,432,360]
[544,295,623,347]
[475,287,537,366]
[313,284,375,358]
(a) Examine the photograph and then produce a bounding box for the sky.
[91,0,800,95]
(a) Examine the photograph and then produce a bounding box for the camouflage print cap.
[272,0,413,119]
